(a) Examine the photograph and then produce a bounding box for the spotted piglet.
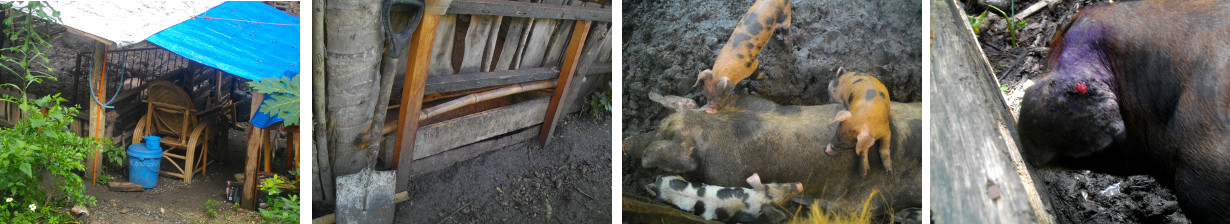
[646,173,803,223]
[826,67,893,176]
[694,0,791,113]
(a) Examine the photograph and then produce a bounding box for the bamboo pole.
[418,80,555,120]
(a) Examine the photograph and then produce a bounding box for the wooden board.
[424,66,559,94]
[409,126,539,177]
[394,12,442,194]
[428,15,458,76]
[559,23,609,116]
[494,16,530,71]
[929,0,1053,223]
[539,20,590,146]
[446,0,612,22]
[517,0,566,68]
[412,96,550,161]
[459,15,500,74]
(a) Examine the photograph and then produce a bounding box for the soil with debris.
[621,0,922,136]
[394,113,613,223]
[961,0,1189,222]
[76,126,294,224]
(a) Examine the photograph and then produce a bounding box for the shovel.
[335,0,423,223]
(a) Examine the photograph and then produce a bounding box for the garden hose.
[87,50,128,109]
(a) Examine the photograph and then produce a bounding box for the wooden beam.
[559,23,610,117]
[86,42,107,185]
[447,0,612,22]
[425,66,559,94]
[242,91,265,211]
[539,21,591,146]
[930,0,1053,222]
[410,126,538,177]
[393,13,441,193]
[414,96,549,161]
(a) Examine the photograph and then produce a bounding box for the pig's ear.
[648,92,676,110]
[644,181,659,197]
[718,77,735,96]
[835,66,845,77]
[746,173,764,191]
[856,124,875,153]
[830,110,851,125]
[693,70,713,87]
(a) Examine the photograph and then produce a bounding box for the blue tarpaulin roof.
[147,1,300,128]
[147,1,300,81]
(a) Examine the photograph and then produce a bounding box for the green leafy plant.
[0,2,123,222]
[246,75,300,125]
[968,10,988,33]
[968,2,1028,48]
[584,82,611,121]
[204,199,219,218]
[258,171,298,224]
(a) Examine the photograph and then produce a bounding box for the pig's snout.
[825,144,837,156]
[795,183,803,191]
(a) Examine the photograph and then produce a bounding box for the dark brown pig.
[627,93,922,217]
[1017,1,1230,222]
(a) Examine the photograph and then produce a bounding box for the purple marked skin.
[1016,1,1230,222]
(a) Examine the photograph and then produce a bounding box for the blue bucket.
[126,143,163,189]
[143,136,162,150]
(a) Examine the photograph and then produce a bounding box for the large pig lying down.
[626,93,922,217]
[1017,1,1230,222]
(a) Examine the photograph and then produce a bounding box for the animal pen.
[1,1,302,214]
[312,0,611,221]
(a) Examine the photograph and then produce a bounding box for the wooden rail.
[929,0,1054,222]
[446,0,610,22]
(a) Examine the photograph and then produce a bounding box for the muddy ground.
[962,0,1189,222]
[622,0,922,136]
[71,126,295,224]
[393,113,613,223]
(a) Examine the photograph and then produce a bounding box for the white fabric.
[40,1,225,48]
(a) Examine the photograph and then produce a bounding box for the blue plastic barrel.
[127,143,163,189]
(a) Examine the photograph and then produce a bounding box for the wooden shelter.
[311,0,612,219]
[0,1,303,211]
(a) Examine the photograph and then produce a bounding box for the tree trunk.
[325,0,382,179]
[312,0,334,205]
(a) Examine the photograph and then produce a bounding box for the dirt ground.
[393,113,613,223]
[621,0,922,136]
[73,126,294,224]
[962,0,1189,222]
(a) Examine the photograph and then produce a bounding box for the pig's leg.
[861,150,871,177]
[880,135,892,173]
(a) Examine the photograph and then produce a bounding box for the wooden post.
[86,42,107,185]
[263,128,273,173]
[538,21,591,146]
[242,90,265,210]
[286,126,298,171]
[392,12,440,193]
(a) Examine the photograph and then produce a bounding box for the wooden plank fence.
[314,0,612,213]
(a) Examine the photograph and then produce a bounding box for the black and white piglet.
[646,173,803,223]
